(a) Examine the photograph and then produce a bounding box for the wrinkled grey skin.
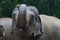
[0,18,13,40]
[12,4,60,40]
[12,4,42,40]
[39,15,60,40]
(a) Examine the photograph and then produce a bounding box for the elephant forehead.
[17,14,26,27]
[26,10,34,21]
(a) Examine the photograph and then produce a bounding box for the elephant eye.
[13,13,16,22]
[29,15,34,25]
[13,13,15,17]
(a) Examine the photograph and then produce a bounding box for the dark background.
[0,0,60,18]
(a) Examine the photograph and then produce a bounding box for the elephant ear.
[34,15,43,38]
[28,6,43,37]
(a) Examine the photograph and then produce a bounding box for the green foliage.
[0,0,60,18]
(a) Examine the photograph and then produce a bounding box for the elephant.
[12,4,42,40]
[12,4,60,40]
[0,18,13,40]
